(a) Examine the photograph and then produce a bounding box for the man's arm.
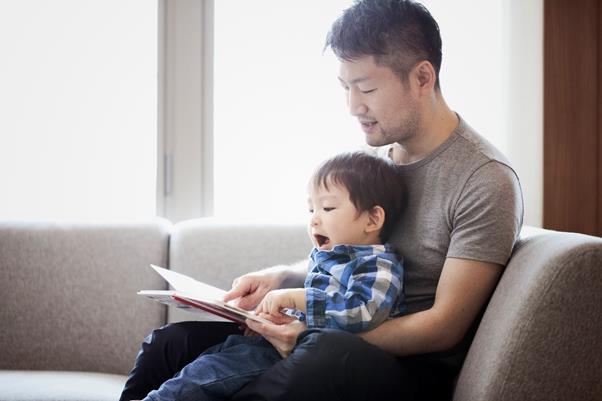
[359,257,502,355]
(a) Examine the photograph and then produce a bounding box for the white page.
[150,264,226,300]
[142,265,296,325]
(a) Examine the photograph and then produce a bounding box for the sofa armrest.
[168,218,313,323]
[454,226,602,401]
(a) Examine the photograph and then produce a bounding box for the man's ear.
[365,206,385,234]
[412,60,436,92]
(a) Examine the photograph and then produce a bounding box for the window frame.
[157,0,214,222]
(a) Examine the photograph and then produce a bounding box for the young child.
[142,151,406,401]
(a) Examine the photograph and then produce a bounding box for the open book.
[138,265,273,325]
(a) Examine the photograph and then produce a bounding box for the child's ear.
[365,206,385,234]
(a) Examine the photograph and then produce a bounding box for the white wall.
[424,0,543,227]
[503,0,543,227]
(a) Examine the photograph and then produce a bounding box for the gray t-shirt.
[388,116,524,315]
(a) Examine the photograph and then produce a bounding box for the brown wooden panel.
[599,0,602,236]
[544,0,599,235]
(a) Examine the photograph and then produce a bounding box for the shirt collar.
[310,244,393,263]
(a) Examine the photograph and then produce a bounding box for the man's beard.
[368,110,420,147]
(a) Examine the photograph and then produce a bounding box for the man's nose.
[348,90,368,116]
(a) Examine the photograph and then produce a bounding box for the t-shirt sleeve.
[447,161,523,265]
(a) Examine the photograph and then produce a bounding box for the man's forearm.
[266,259,307,289]
[359,308,453,356]
[360,258,503,356]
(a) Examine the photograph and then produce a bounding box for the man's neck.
[394,97,458,165]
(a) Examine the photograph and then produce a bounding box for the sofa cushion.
[453,226,602,401]
[0,219,171,375]
[0,371,126,401]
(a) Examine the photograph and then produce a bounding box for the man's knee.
[293,329,362,364]
[143,322,188,350]
[294,328,379,359]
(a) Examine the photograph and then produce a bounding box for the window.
[2,1,541,225]
[0,0,157,221]
[213,1,359,222]
[211,0,537,224]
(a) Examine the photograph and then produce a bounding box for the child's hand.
[255,288,306,320]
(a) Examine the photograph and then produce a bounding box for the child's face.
[307,181,373,250]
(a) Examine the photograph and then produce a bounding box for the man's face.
[307,181,372,251]
[338,56,420,147]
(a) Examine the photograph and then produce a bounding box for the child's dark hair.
[310,151,405,243]
[325,0,442,90]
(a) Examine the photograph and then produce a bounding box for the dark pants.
[120,322,242,401]
[121,321,459,401]
[144,335,281,401]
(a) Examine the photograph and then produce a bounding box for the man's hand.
[245,318,307,358]
[256,288,306,319]
[223,261,308,310]
[222,270,285,310]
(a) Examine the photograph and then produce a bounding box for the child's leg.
[142,335,281,401]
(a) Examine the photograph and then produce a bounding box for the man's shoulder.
[429,117,520,194]
[453,118,513,170]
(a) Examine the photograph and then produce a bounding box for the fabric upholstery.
[0,220,171,376]
[0,370,126,401]
[453,226,602,401]
[2,220,600,401]
[167,218,313,323]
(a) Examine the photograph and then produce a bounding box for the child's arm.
[306,255,403,333]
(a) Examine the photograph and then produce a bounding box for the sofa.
[0,218,600,401]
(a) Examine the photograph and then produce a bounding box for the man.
[121,1,523,400]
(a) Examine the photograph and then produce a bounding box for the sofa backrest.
[167,218,313,323]
[453,226,602,401]
[0,219,171,375]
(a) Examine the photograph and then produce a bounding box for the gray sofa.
[0,219,600,401]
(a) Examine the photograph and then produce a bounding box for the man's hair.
[310,151,405,243]
[325,0,442,89]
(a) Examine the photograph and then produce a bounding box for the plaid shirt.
[302,244,404,333]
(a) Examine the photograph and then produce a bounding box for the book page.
[150,264,226,300]
[140,265,279,325]
[137,290,229,322]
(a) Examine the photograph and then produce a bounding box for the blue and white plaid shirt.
[302,244,404,333]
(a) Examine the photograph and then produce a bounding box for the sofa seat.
[0,371,126,401]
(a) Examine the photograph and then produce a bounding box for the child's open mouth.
[314,234,330,248]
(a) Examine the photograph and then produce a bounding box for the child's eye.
[308,209,314,214]
[323,207,335,212]
[360,89,376,94]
